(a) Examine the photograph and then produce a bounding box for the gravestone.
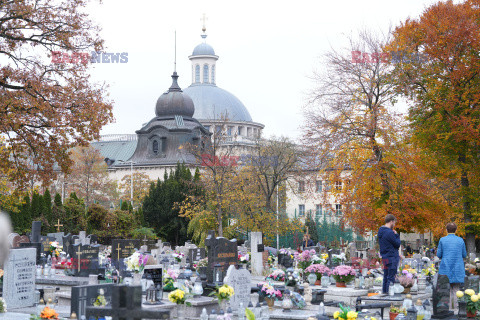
[465,275,480,293]
[432,274,453,318]
[224,265,252,311]
[111,239,140,262]
[8,233,19,248]
[144,265,163,287]
[71,283,114,319]
[63,233,74,257]
[250,231,263,276]
[3,248,36,308]
[71,243,100,277]
[12,235,30,249]
[205,230,238,283]
[189,248,206,263]
[40,235,56,257]
[19,242,42,264]
[87,234,98,245]
[30,221,42,243]
[47,232,64,246]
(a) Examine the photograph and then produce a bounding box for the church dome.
[155,72,195,117]
[183,84,252,122]
[192,43,215,56]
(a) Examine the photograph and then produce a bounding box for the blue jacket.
[378,226,401,259]
[437,234,466,284]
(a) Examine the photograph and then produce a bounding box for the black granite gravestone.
[62,233,74,257]
[30,221,42,243]
[144,266,163,287]
[111,239,140,266]
[40,235,56,257]
[189,248,206,263]
[71,283,114,319]
[465,275,480,293]
[71,243,100,277]
[432,274,454,319]
[205,230,238,283]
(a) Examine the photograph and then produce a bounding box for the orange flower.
[40,307,59,319]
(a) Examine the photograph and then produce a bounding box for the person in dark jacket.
[301,234,315,250]
[437,222,466,308]
[378,214,401,294]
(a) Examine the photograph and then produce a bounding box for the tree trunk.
[217,194,223,237]
[459,154,476,254]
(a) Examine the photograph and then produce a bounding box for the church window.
[195,65,200,83]
[211,65,215,84]
[227,126,233,136]
[152,140,159,155]
[203,64,209,83]
[238,126,243,136]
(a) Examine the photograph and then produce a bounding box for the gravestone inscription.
[224,265,251,311]
[40,235,56,257]
[205,230,238,283]
[144,265,163,287]
[3,248,37,308]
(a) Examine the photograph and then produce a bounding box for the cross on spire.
[201,13,208,33]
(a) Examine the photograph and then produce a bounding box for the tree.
[0,0,113,187]
[143,163,202,245]
[43,189,53,232]
[387,0,480,252]
[63,193,87,234]
[65,145,114,208]
[118,172,152,208]
[303,29,451,235]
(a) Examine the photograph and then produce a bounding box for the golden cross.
[201,13,208,32]
[76,246,82,272]
[116,243,121,261]
[54,219,63,232]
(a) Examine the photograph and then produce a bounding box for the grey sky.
[87,0,439,141]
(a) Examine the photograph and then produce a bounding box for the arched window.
[203,64,209,83]
[211,65,215,84]
[152,140,159,155]
[195,65,200,83]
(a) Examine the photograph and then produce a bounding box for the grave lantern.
[176,272,187,291]
[193,278,204,296]
[213,263,223,286]
[406,305,417,320]
[161,257,169,272]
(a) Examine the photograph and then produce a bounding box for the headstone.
[111,239,141,272]
[40,235,56,257]
[71,243,100,277]
[71,283,114,319]
[79,231,87,243]
[224,265,252,311]
[30,221,42,243]
[205,230,238,283]
[250,231,263,276]
[11,235,30,249]
[465,275,480,293]
[19,242,42,264]
[8,233,19,248]
[189,248,206,263]
[63,233,74,257]
[432,274,453,318]
[3,248,36,308]
[87,234,98,245]
[47,232,64,246]
[144,265,163,287]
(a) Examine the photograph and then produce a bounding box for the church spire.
[201,13,208,41]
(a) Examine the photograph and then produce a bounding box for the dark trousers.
[382,257,399,294]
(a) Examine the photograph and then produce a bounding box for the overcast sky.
[87,0,439,141]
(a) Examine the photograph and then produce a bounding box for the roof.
[90,140,137,163]
[183,84,253,122]
[192,43,216,56]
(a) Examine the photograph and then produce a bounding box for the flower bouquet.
[422,264,437,277]
[93,289,107,307]
[48,241,62,258]
[457,290,480,317]
[163,269,179,292]
[305,264,330,282]
[266,269,285,282]
[331,265,356,287]
[333,304,358,320]
[238,252,250,264]
[259,282,282,299]
[168,289,187,304]
[312,253,329,265]
[284,270,300,287]
[398,270,415,291]
[294,249,316,270]
[209,284,235,303]
[172,252,184,263]
[30,306,59,320]
[125,251,148,273]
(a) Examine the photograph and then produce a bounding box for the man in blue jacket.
[378,214,401,294]
[437,222,466,308]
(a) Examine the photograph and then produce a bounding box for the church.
[92,28,264,182]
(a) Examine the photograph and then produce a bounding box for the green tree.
[143,163,202,245]
[63,193,87,234]
[43,189,53,232]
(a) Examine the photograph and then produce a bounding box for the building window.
[203,64,209,83]
[324,207,332,216]
[238,126,243,136]
[335,204,342,215]
[315,180,322,192]
[316,204,322,216]
[215,125,222,135]
[152,140,159,155]
[211,65,215,84]
[195,65,200,83]
[335,181,342,190]
[227,126,233,136]
[324,180,332,192]
[247,127,252,137]
[298,181,305,192]
[299,204,305,216]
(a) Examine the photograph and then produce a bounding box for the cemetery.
[0,219,476,320]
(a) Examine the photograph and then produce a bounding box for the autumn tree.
[0,0,113,189]
[303,29,451,235]
[387,0,480,252]
[64,145,115,208]
[119,172,152,208]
